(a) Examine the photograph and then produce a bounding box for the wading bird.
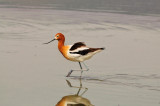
[44,33,104,77]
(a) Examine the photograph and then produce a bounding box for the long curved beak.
[43,39,55,44]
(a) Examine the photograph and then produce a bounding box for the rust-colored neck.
[58,37,65,52]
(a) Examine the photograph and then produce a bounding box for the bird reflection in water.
[56,77,94,106]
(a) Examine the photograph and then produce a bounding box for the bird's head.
[54,33,65,41]
[43,33,65,44]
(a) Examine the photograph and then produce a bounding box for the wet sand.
[0,8,160,106]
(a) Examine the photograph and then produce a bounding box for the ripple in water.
[71,74,160,92]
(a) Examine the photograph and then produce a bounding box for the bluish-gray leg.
[66,62,89,77]
[79,62,83,77]
[82,62,89,71]
[66,70,73,77]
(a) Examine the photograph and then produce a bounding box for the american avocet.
[44,33,104,77]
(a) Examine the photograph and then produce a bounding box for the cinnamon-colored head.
[54,33,65,41]
[43,33,65,44]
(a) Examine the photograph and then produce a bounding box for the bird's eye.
[57,35,59,37]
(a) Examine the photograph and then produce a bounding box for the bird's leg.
[79,62,82,69]
[82,62,89,71]
[79,62,89,77]
[66,62,89,77]
[66,70,73,77]
[79,62,83,77]
[66,62,82,77]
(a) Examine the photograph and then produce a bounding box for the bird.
[44,33,104,77]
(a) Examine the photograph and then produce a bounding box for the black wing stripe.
[70,48,99,55]
[70,42,86,51]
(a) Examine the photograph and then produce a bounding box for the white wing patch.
[66,45,103,62]
[66,45,89,61]
[67,45,88,56]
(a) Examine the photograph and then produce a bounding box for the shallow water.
[0,0,160,15]
[0,3,160,106]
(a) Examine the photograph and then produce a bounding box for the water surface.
[0,1,160,106]
[0,0,160,15]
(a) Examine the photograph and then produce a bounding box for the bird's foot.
[66,69,89,77]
